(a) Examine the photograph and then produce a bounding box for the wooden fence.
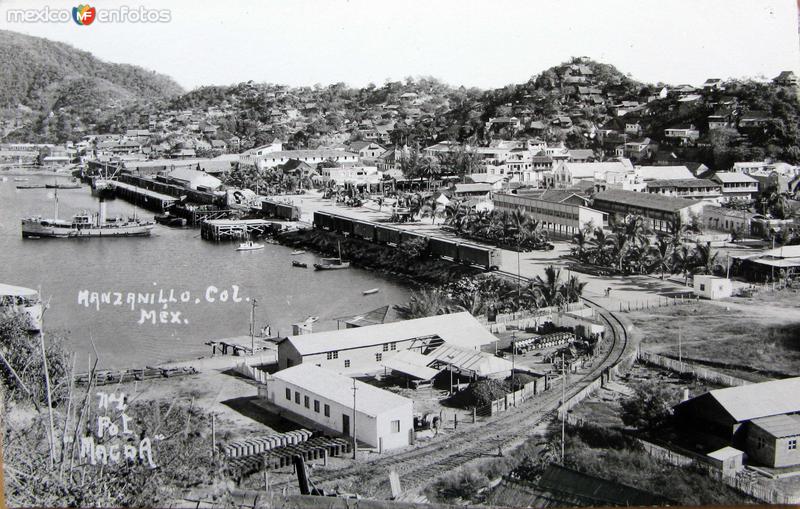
[477,376,547,416]
[637,351,750,387]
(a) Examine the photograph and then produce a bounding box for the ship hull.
[21,220,154,238]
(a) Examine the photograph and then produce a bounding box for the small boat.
[236,241,264,251]
[305,316,319,323]
[13,177,28,182]
[154,213,187,227]
[16,184,47,189]
[313,241,350,270]
[363,288,380,295]
[45,183,81,190]
[292,260,308,268]
[291,250,306,255]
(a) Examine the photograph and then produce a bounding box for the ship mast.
[53,186,59,220]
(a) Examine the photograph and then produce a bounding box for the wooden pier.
[200,219,281,241]
[110,181,177,212]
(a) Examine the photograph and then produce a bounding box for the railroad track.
[266,296,630,499]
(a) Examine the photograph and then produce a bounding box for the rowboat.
[363,288,380,295]
[291,250,306,255]
[292,261,308,268]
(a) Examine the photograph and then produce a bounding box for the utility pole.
[352,378,358,460]
[511,339,516,406]
[561,351,566,465]
[250,298,258,354]
[678,325,683,367]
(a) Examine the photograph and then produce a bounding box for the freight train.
[313,210,502,271]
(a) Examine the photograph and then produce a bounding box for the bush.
[620,381,673,430]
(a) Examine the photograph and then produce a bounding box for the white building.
[259,364,414,450]
[277,312,498,374]
[238,140,283,168]
[711,172,759,202]
[693,275,733,300]
[246,150,359,170]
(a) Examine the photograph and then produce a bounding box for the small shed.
[693,275,733,300]
[706,446,744,476]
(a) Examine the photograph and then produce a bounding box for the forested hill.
[0,30,182,141]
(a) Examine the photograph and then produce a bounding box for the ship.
[21,194,154,238]
[0,283,43,331]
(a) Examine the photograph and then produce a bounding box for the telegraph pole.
[250,298,258,354]
[352,378,358,460]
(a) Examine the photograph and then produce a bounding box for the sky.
[0,0,798,92]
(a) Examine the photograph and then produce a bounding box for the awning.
[382,350,441,381]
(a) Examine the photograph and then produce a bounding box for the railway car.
[457,243,503,271]
[375,224,402,245]
[262,200,278,217]
[352,220,377,242]
[399,230,427,245]
[428,237,460,260]
[333,215,354,235]
[275,203,300,220]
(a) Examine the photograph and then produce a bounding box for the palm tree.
[648,234,673,279]
[692,242,719,276]
[571,228,588,260]
[671,244,693,285]
[559,275,587,304]
[532,265,565,308]
[393,289,465,319]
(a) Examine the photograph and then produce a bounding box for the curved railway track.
[268,292,631,499]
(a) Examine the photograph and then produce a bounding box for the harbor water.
[0,173,412,369]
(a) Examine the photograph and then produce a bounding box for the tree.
[393,289,464,319]
[620,381,673,430]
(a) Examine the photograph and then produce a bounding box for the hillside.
[0,30,183,142]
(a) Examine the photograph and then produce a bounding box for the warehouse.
[277,312,498,374]
[493,191,606,238]
[591,189,706,232]
[260,364,414,450]
[674,377,800,467]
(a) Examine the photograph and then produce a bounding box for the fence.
[477,303,591,334]
[478,376,547,416]
[614,294,697,313]
[234,362,270,383]
[637,351,750,387]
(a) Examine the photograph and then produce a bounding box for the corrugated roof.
[707,446,744,461]
[593,189,703,213]
[560,160,633,179]
[284,312,497,356]
[708,377,800,422]
[272,364,412,417]
[713,172,759,184]
[647,178,720,189]
[750,414,800,438]
[428,344,512,377]
[637,165,694,181]
[381,350,442,381]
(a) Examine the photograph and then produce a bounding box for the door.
[342,414,350,436]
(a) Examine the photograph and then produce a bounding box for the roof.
[167,168,222,190]
[593,189,703,213]
[272,364,412,417]
[699,377,800,422]
[428,343,513,377]
[712,172,759,184]
[707,446,744,461]
[283,312,497,356]
[454,183,493,193]
[381,350,442,381]
[559,160,633,179]
[256,150,359,160]
[468,173,507,184]
[334,305,390,328]
[516,189,590,206]
[646,178,719,189]
[750,414,800,438]
[637,165,694,181]
[0,283,38,297]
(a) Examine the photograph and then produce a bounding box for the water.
[0,173,411,370]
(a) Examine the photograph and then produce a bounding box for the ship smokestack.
[99,199,107,224]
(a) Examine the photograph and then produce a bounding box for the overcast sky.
[1,0,798,91]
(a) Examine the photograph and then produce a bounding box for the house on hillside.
[774,71,799,87]
[664,125,700,145]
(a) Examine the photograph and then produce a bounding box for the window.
[327,351,339,360]
[285,388,291,400]
[344,360,351,368]
[304,395,310,409]
[376,353,382,362]
[757,436,767,449]
[324,404,330,417]
[294,391,300,404]
[382,343,389,352]
[700,284,706,291]
[390,420,400,433]
[390,342,397,351]
[314,400,320,413]
[789,439,797,450]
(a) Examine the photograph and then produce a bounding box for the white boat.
[363,288,380,295]
[0,283,43,331]
[13,177,28,182]
[291,250,306,255]
[314,241,350,270]
[237,240,264,251]
[21,196,153,238]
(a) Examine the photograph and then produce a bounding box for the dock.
[110,181,177,212]
[200,218,282,241]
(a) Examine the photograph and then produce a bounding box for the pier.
[110,181,177,212]
[200,218,281,240]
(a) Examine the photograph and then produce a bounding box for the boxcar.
[375,224,402,245]
[429,237,459,260]
[352,221,376,242]
[262,200,278,217]
[275,203,300,221]
[458,243,502,271]
[400,230,427,245]
[333,215,354,235]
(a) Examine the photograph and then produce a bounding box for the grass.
[629,301,800,377]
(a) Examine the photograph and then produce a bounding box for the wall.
[281,337,418,374]
[262,376,411,450]
[637,351,750,387]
